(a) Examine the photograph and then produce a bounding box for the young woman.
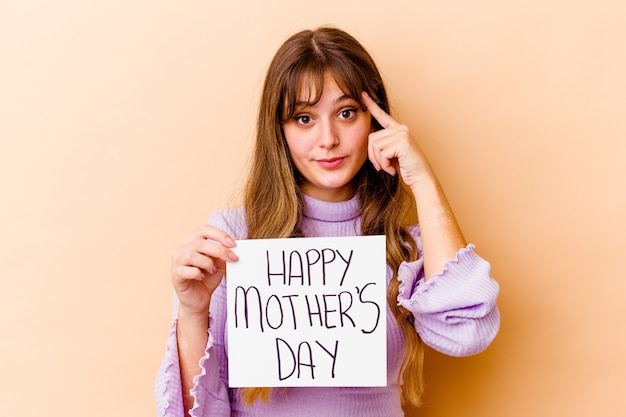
[155,26,500,417]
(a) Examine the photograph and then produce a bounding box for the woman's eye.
[295,115,311,125]
[339,108,357,120]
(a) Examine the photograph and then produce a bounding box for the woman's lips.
[317,157,345,169]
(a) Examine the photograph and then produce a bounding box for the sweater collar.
[302,194,359,223]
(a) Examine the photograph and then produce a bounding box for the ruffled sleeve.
[397,244,500,357]
[155,320,184,416]
[154,316,231,417]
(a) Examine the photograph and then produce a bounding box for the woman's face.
[282,72,371,202]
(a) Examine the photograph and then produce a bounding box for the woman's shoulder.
[207,206,248,239]
[405,223,423,253]
[406,223,420,236]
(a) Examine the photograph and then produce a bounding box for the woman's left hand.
[362,92,432,191]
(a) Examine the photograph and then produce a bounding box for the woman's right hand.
[171,224,239,317]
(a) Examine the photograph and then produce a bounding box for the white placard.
[226,235,387,387]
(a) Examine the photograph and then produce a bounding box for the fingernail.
[225,237,236,247]
[228,251,239,262]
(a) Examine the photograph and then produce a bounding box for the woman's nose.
[318,119,339,148]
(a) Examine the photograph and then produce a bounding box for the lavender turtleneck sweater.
[155,195,500,417]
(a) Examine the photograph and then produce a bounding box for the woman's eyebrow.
[293,100,313,109]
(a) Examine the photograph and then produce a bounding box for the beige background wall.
[1,1,624,416]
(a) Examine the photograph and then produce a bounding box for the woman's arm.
[362,92,466,280]
[407,168,467,280]
[169,225,239,416]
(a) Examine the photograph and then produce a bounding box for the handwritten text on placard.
[226,235,386,387]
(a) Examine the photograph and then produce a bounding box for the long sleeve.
[397,244,500,356]
[154,313,231,417]
[155,319,184,416]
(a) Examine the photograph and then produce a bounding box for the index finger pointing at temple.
[361,91,399,129]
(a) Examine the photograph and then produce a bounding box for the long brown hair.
[241,26,425,408]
